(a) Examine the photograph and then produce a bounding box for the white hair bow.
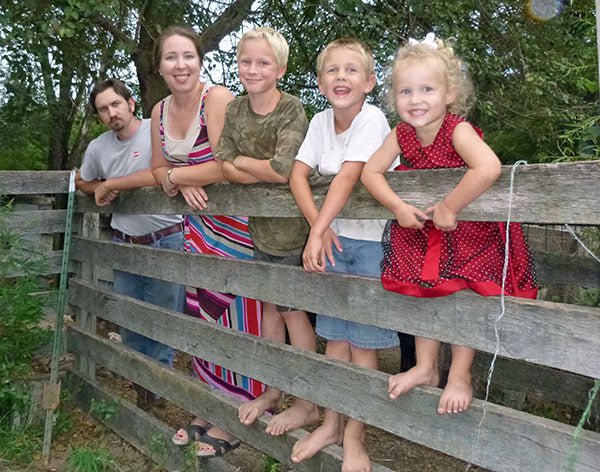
[408,32,437,49]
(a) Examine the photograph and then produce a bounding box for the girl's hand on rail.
[425,201,458,231]
[179,185,208,210]
[394,202,428,229]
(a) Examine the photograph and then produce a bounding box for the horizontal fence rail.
[7,210,69,235]
[67,283,600,472]
[69,161,600,225]
[0,171,71,195]
[70,238,600,379]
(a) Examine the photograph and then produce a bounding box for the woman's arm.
[150,103,178,197]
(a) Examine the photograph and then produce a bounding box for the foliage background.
[0,0,597,171]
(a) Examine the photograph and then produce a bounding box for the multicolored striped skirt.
[184,214,265,401]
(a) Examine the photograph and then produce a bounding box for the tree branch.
[199,0,253,54]
[91,14,137,51]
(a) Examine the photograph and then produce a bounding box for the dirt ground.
[17,321,486,472]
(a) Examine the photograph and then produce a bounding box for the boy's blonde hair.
[237,27,289,69]
[389,36,474,116]
[316,38,375,77]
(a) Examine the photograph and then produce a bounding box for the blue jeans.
[316,236,399,349]
[112,231,184,367]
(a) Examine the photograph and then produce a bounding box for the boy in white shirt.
[289,38,399,472]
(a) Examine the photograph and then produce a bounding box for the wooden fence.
[1,161,600,472]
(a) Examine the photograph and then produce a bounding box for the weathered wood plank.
[75,214,100,379]
[70,240,600,378]
[73,161,600,224]
[65,328,394,472]
[66,311,600,472]
[0,171,71,194]
[6,210,68,235]
[472,354,599,412]
[68,372,237,472]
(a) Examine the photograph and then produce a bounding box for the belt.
[113,222,183,245]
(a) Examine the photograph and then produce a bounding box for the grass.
[65,446,117,472]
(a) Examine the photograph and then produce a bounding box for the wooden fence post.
[75,211,100,379]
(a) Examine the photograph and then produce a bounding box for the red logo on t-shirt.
[132,151,141,159]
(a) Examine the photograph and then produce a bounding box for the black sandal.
[196,433,241,457]
[171,423,211,446]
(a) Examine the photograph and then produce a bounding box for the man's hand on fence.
[94,182,119,206]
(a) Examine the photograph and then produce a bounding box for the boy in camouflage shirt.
[215,27,319,438]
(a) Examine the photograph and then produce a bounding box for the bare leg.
[239,302,283,425]
[388,336,440,400]
[267,310,319,435]
[340,345,378,472]
[438,344,474,414]
[342,419,371,472]
[291,340,349,463]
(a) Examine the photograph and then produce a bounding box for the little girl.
[361,33,538,415]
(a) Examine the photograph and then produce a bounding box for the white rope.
[563,224,600,263]
[466,160,528,469]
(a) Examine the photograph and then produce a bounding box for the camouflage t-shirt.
[215,92,309,256]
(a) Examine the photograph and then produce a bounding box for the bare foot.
[265,399,320,436]
[238,388,281,426]
[388,365,439,400]
[438,373,472,414]
[291,414,344,463]
[342,433,371,472]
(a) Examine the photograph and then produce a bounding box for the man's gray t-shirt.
[80,119,182,236]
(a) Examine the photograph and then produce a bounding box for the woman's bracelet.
[166,168,175,185]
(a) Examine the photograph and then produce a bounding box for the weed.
[149,432,168,469]
[89,398,119,421]
[264,456,282,472]
[182,440,199,472]
[0,202,52,465]
[65,446,117,472]
[0,422,43,465]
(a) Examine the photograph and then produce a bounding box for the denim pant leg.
[316,236,399,349]
[112,231,184,367]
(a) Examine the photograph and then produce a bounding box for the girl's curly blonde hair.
[388,36,474,117]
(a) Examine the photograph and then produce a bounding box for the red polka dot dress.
[382,113,538,299]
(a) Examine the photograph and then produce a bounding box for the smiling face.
[158,34,202,93]
[393,58,456,139]
[94,87,135,134]
[317,47,375,115]
[237,38,286,97]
